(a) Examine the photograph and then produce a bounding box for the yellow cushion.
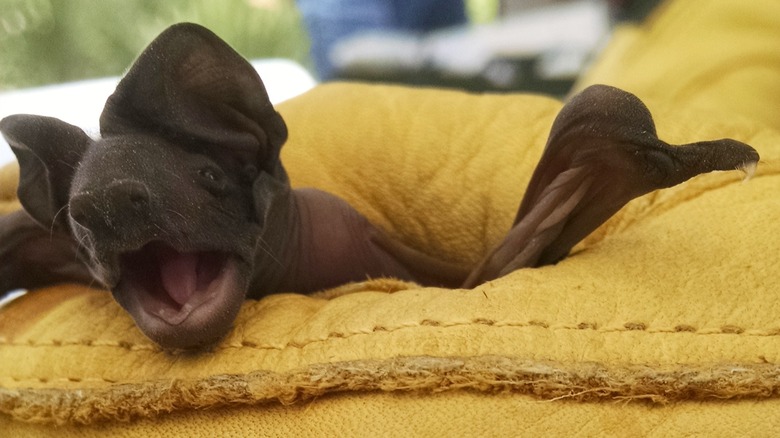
[1,80,779,435]
[574,0,780,131]
[3,0,780,434]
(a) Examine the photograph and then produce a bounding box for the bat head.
[0,23,289,350]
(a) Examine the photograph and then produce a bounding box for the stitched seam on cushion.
[6,376,119,384]
[2,319,779,352]
[0,339,158,351]
[2,321,776,385]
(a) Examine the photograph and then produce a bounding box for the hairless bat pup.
[0,23,759,350]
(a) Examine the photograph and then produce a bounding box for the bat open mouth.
[117,242,237,325]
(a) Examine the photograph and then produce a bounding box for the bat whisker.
[166,208,188,222]
[56,159,77,170]
[50,204,69,236]
[74,232,89,250]
[255,236,283,268]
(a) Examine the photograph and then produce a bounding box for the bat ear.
[0,115,91,231]
[100,22,288,176]
[464,84,759,287]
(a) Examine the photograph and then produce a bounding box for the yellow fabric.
[573,0,780,131]
[5,392,780,437]
[2,0,780,434]
[0,163,19,214]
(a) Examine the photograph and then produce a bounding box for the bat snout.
[69,179,152,232]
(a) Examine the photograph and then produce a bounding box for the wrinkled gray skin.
[0,23,760,351]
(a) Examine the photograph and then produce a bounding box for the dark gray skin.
[0,23,759,350]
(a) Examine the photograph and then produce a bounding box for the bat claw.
[739,160,758,182]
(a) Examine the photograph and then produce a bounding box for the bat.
[0,23,759,350]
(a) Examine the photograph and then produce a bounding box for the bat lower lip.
[116,242,237,326]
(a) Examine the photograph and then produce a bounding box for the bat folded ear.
[0,115,91,231]
[100,22,288,175]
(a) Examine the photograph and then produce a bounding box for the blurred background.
[0,0,662,94]
[0,0,664,164]
[0,0,311,89]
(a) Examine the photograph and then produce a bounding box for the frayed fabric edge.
[3,355,780,425]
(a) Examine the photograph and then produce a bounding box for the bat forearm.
[0,210,94,293]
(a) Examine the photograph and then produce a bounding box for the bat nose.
[69,180,151,231]
[109,180,151,214]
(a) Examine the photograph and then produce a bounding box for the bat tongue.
[158,249,199,307]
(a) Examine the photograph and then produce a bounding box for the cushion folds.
[2,0,780,434]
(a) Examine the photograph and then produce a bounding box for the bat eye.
[198,167,221,182]
[196,166,227,195]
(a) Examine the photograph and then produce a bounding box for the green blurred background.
[0,0,498,90]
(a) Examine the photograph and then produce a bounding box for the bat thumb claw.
[739,160,758,183]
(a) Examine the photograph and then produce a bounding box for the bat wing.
[0,210,92,293]
[463,85,759,287]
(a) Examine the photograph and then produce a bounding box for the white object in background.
[331,0,609,80]
[0,59,316,165]
[424,0,610,76]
